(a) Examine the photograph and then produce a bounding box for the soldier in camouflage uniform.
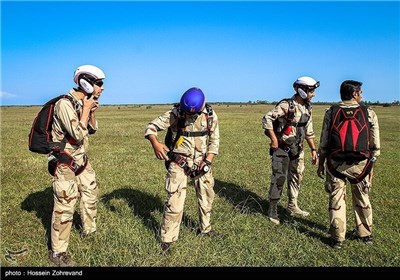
[145,87,219,254]
[317,80,380,249]
[262,76,319,225]
[48,65,105,266]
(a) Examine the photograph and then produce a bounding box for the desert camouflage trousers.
[269,148,305,203]
[51,162,98,253]
[325,159,373,242]
[161,156,215,243]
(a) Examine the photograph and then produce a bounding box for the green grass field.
[1,104,399,267]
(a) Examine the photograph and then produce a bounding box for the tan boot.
[48,251,77,267]
[267,200,280,225]
[287,198,310,217]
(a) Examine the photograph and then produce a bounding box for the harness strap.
[52,95,81,151]
[289,121,307,127]
[66,135,79,145]
[278,141,291,153]
[167,152,192,175]
[205,103,214,134]
[286,99,295,122]
[181,131,208,137]
[278,141,302,160]
[327,157,374,184]
[54,152,88,176]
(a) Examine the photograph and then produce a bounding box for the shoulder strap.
[205,103,213,133]
[276,98,295,122]
[55,95,81,148]
[174,103,186,129]
[62,94,81,117]
[165,104,184,150]
[359,103,369,119]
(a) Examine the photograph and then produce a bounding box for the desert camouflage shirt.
[262,95,315,147]
[145,105,220,157]
[51,89,98,165]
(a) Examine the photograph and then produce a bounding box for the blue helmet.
[180,87,205,114]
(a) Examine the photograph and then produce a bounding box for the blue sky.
[1,1,399,105]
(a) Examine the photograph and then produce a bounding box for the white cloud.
[0,91,17,98]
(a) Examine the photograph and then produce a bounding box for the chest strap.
[289,121,307,127]
[181,131,209,137]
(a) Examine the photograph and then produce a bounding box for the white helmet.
[73,65,105,94]
[293,76,320,99]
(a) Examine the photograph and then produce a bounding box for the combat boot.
[161,242,172,255]
[267,200,280,225]
[287,198,310,217]
[48,251,77,267]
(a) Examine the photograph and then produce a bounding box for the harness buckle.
[71,161,79,172]
[178,159,187,168]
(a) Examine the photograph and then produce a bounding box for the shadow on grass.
[214,179,268,215]
[21,186,85,250]
[214,179,330,245]
[21,186,53,250]
[101,187,199,241]
[282,214,331,246]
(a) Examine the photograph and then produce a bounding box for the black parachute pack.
[28,94,79,154]
[164,103,213,171]
[327,104,374,184]
[328,104,370,161]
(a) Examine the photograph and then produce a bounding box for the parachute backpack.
[28,95,79,154]
[328,104,370,161]
[326,104,374,184]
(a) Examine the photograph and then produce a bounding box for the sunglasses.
[93,80,104,87]
[308,81,320,91]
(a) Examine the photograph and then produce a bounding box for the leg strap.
[327,157,374,184]
[167,152,192,176]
